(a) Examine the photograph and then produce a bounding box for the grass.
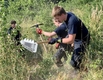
[0,0,103,80]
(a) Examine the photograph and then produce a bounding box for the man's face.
[53,19,61,27]
[54,14,64,23]
[11,24,16,28]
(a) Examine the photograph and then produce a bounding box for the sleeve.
[68,16,78,34]
[54,24,65,36]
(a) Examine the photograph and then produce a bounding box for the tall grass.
[0,0,103,80]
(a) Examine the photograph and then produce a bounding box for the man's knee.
[70,59,81,69]
[53,50,64,67]
[70,49,83,69]
[70,60,76,68]
[53,55,63,67]
[53,54,59,63]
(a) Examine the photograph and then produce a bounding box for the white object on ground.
[20,38,38,53]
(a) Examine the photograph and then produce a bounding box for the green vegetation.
[0,0,103,80]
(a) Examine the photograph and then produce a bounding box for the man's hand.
[36,28,42,34]
[48,37,62,44]
[55,43,60,49]
[48,38,57,44]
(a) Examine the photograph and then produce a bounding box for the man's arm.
[62,34,76,44]
[42,31,56,37]
[62,15,77,44]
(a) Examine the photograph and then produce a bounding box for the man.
[8,20,16,34]
[8,20,21,45]
[36,19,72,67]
[50,6,90,70]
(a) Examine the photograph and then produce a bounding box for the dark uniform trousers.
[53,33,90,68]
[70,33,90,69]
[53,43,71,67]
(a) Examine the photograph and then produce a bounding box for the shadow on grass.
[20,44,43,66]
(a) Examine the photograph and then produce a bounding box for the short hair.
[11,20,16,24]
[51,6,66,17]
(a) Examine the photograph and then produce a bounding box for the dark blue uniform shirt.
[65,12,89,41]
[8,27,21,40]
[54,23,68,38]
[8,27,13,34]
